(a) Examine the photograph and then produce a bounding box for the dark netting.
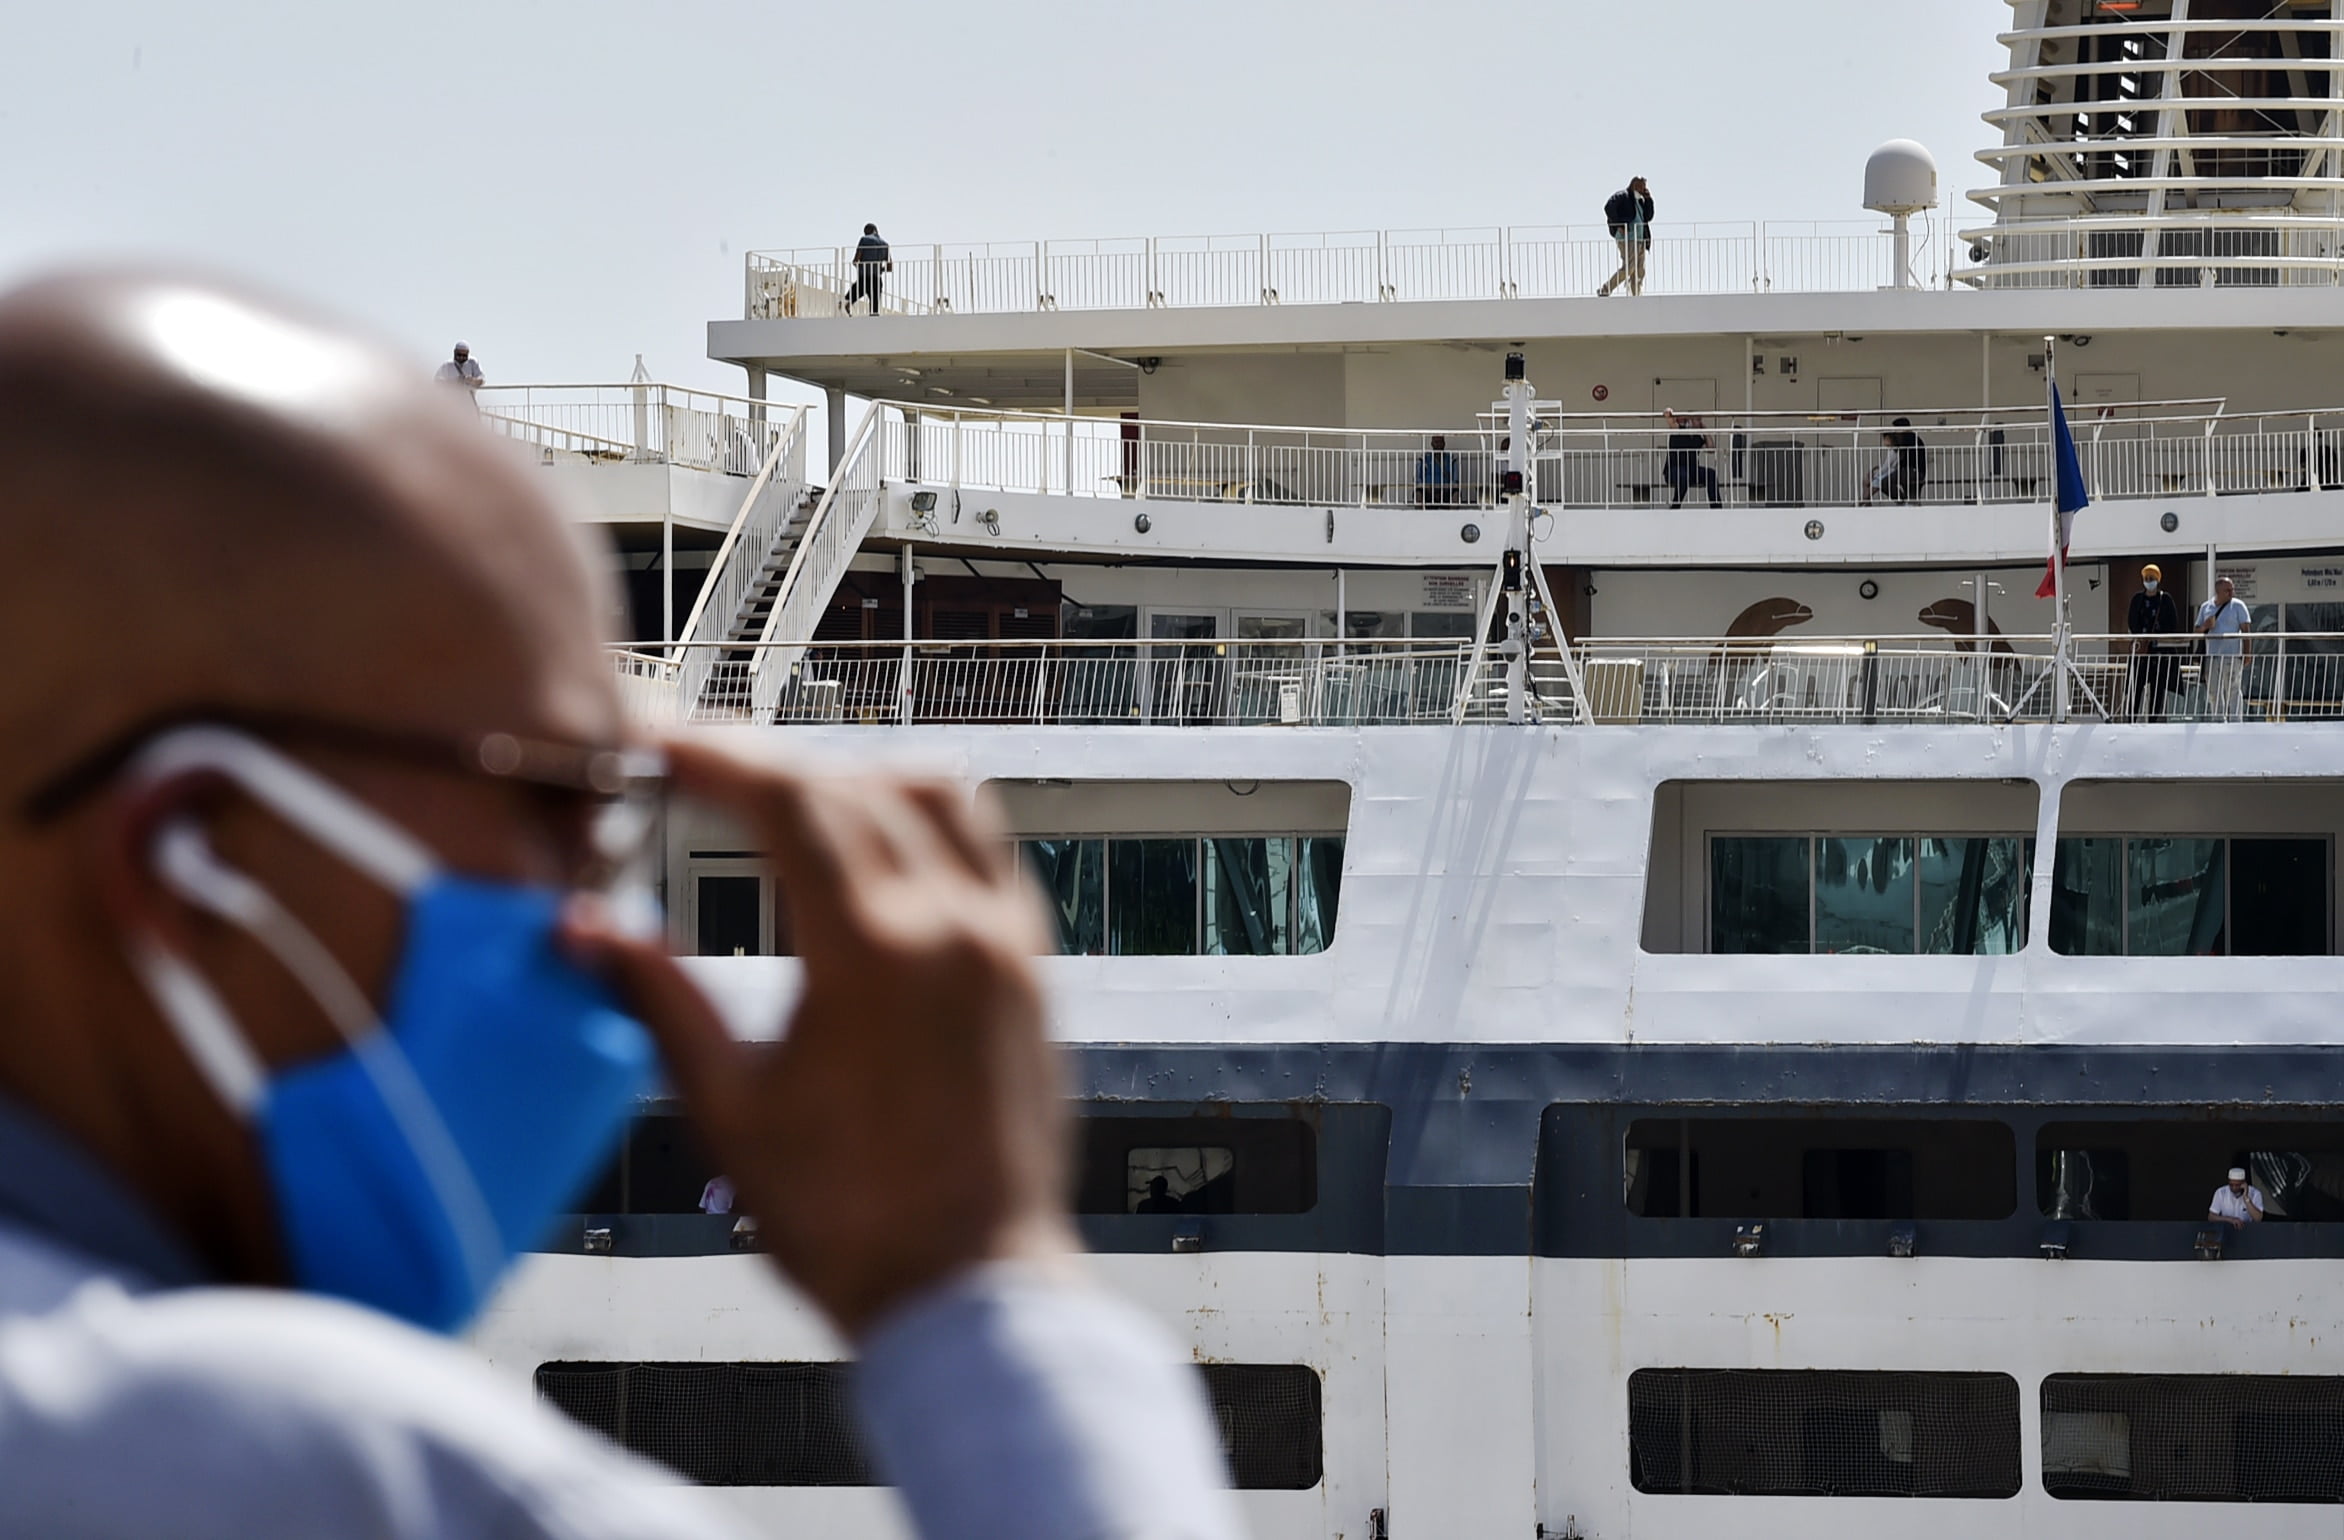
[1198,1363,1323,1489]
[1628,1369,2020,1498]
[534,1362,875,1486]
[2044,1374,2344,1502]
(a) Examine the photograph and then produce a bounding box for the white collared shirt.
[2210,1184,2265,1222]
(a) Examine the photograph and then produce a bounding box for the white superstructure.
[474,10,2344,1536]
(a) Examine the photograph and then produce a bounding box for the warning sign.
[1421,574,1476,609]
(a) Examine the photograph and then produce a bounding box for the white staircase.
[746,405,895,721]
[671,406,813,718]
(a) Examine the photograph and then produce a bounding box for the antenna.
[1456,353,1589,723]
[1864,140,1938,290]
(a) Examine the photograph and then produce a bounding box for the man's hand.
[566,737,1077,1339]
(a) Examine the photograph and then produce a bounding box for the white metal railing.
[1957,218,2344,291]
[480,383,787,475]
[743,405,890,719]
[610,648,682,724]
[839,396,2344,515]
[743,219,1948,317]
[670,405,811,714]
[613,634,2344,728]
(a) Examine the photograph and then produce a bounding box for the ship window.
[1628,1369,2021,1497]
[1077,1115,1316,1215]
[536,1360,1320,1490]
[572,1112,720,1216]
[1625,1118,2014,1220]
[2050,836,2330,956]
[2043,1375,2344,1502]
[1019,835,1342,956]
[2037,1119,2344,1221]
[1709,836,2032,955]
[535,1362,873,1485]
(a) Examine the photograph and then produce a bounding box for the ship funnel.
[1864,140,1938,290]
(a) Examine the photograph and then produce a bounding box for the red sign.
[1591,383,1609,402]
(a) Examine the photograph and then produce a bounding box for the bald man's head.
[0,269,621,806]
[0,270,632,1284]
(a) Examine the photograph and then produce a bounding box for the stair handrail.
[748,403,890,718]
[672,404,808,715]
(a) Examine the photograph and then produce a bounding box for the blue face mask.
[125,727,657,1333]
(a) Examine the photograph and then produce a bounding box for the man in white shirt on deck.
[434,340,484,397]
[2210,1167,2266,1227]
[2196,575,2253,721]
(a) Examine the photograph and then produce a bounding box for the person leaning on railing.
[1662,409,1721,508]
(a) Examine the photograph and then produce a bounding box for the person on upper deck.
[1416,435,1459,506]
[2211,1166,2266,1227]
[2126,562,2187,721]
[0,268,1240,1540]
[1597,178,1654,297]
[1662,409,1721,508]
[433,341,483,399]
[1866,419,1927,503]
[844,223,892,316]
[2196,575,2253,721]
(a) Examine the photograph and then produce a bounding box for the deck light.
[1505,351,1526,381]
[583,1227,613,1254]
[1133,513,1151,533]
[1732,1223,1765,1257]
[909,490,937,514]
[1888,1223,1917,1258]
[1172,1220,1203,1255]
[2195,1228,2225,1260]
[2039,1221,2072,1259]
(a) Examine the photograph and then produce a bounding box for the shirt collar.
[0,1090,209,1292]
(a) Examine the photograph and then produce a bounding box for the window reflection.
[1022,835,1343,957]
[1711,836,1810,954]
[1712,835,2036,955]
[2051,836,2326,956]
[1815,836,1915,955]
[1110,839,1198,956]
[1918,838,2032,955]
[2127,838,2226,956]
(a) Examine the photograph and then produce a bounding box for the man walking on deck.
[844,223,892,316]
[1597,178,1654,297]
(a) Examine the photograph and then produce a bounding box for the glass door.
[1145,612,1223,724]
[1233,611,1314,722]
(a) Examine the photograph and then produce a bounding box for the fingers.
[562,897,749,1147]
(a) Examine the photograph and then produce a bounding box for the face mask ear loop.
[153,823,508,1304]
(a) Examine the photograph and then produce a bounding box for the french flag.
[2034,383,2092,599]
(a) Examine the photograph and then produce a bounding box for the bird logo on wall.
[1917,598,2015,655]
[1724,597,1814,639]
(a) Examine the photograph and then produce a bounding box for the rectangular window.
[2052,836,2330,956]
[1202,1364,1323,1490]
[539,1360,1323,1491]
[1022,835,1343,957]
[1077,1115,1316,1215]
[1628,1369,2021,1497]
[1624,1118,2014,1221]
[2037,1119,2344,1221]
[1712,836,2032,955]
[1711,836,1810,954]
[2043,1375,2344,1501]
[535,1362,874,1486]
[1022,838,1105,955]
[693,874,761,958]
[1109,838,1198,955]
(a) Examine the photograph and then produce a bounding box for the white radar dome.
[1863,140,1939,215]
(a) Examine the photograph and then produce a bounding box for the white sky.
[2,2,2008,395]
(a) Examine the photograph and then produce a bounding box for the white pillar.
[1063,348,1076,496]
[826,387,847,477]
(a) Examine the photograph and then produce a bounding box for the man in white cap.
[434,340,484,396]
[2209,1166,2266,1227]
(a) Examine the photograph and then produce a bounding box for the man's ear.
[87,770,234,952]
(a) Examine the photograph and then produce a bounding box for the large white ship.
[471,5,2344,1535]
